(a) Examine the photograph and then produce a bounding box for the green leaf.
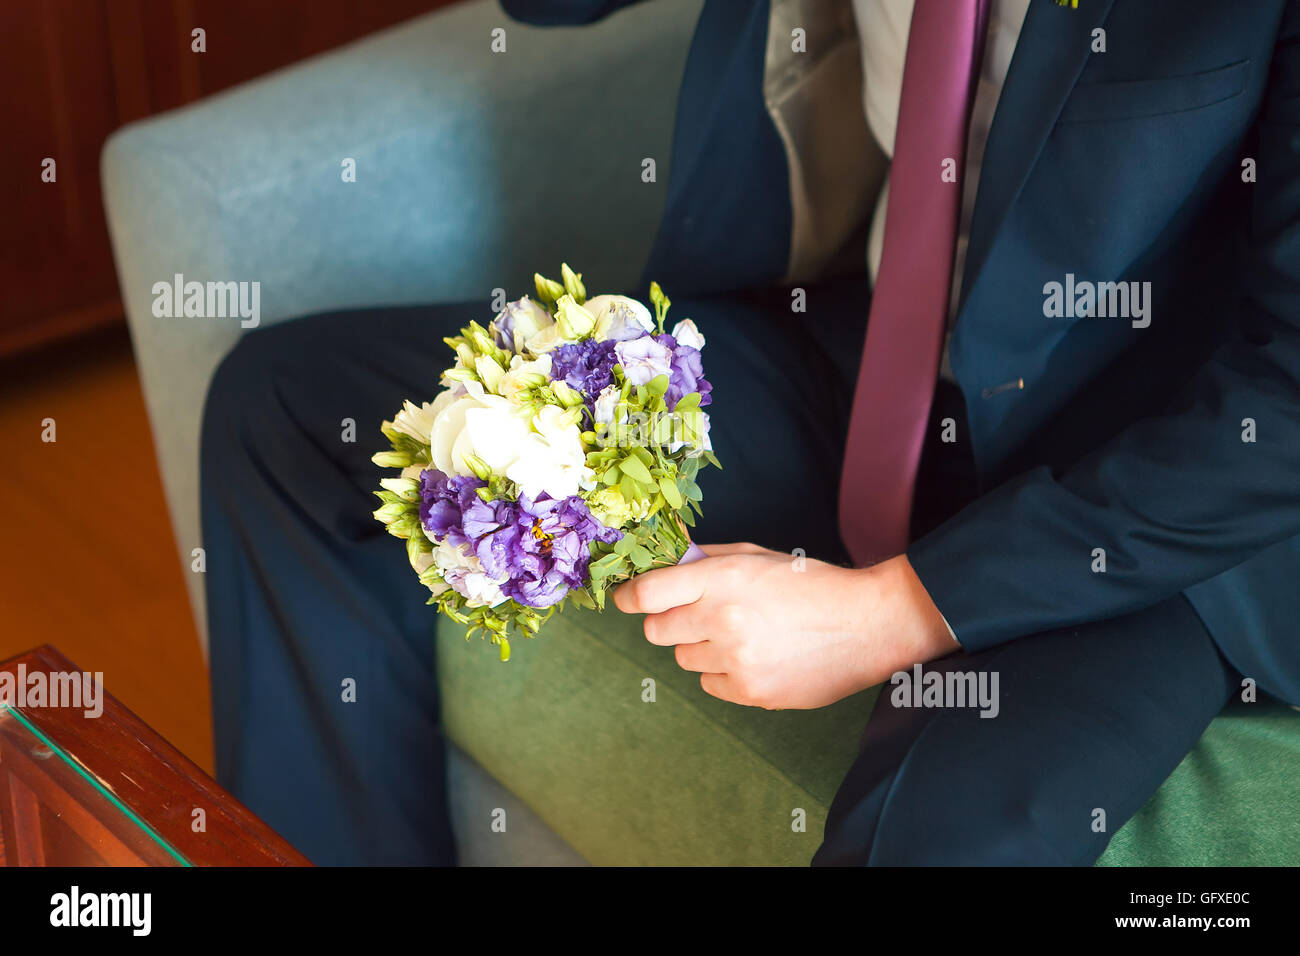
[681,479,703,501]
[672,392,701,412]
[659,476,683,509]
[566,588,595,610]
[619,472,639,501]
[679,505,696,527]
[628,544,654,570]
[591,552,627,577]
[619,456,654,483]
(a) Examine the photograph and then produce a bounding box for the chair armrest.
[102,0,701,653]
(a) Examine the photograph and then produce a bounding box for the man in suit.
[201,0,1300,864]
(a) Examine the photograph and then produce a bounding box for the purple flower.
[419,469,487,547]
[654,333,712,409]
[472,493,622,608]
[490,297,552,352]
[549,339,620,402]
[615,335,674,385]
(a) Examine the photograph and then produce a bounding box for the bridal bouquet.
[371,265,719,660]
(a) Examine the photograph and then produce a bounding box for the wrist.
[868,554,958,664]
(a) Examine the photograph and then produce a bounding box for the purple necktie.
[839,0,990,566]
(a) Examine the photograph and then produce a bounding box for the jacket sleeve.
[498,0,651,25]
[907,4,1300,652]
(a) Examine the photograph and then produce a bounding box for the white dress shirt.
[854,0,1031,378]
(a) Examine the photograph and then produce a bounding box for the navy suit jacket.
[503,0,1300,704]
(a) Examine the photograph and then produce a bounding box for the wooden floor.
[0,325,213,773]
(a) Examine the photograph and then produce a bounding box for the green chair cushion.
[1097,696,1300,866]
[437,608,1300,865]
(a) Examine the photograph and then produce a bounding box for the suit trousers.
[199,273,1236,865]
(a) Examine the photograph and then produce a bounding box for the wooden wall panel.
[0,0,122,353]
[1,0,457,357]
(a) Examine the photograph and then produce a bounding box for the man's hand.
[612,543,958,710]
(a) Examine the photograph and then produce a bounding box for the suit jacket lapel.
[957,0,1117,314]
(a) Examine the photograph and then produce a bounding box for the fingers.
[674,640,725,673]
[613,560,708,614]
[643,604,708,646]
[611,542,766,614]
[697,542,766,557]
[699,672,746,705]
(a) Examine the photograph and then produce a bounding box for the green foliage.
[371,269,719,662]
[648,281,671,334]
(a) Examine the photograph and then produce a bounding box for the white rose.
[506,405,596,499]
[587,294,655,342]
[671,318,706,350]
[495,353,553,401]
[428,381,594,498]
[525,323,568,354]
[430,380,530,477]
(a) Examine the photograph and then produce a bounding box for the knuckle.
[717,602,747,634]
[728,639,755,673]
[730,673,761,705]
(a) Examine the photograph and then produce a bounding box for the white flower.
[411,550,451,597]
[525,323,568,354]
[555,296,596,339]
[429,380,530,477]
[433,540,508,608]
[587,294,655,342]
[593,384,621,426]
[475,355,505,393]
[506,405,596,499]
[490,297,553,353]
[390,399,440,444]
[671,318,706,350]
[495,353,553,401]
[524,296,599,353]
[386,397,443,479]
[427,381,593,498]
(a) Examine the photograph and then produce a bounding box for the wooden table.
[0,645,309,866]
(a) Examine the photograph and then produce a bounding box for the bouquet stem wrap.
[678,542,708,565]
